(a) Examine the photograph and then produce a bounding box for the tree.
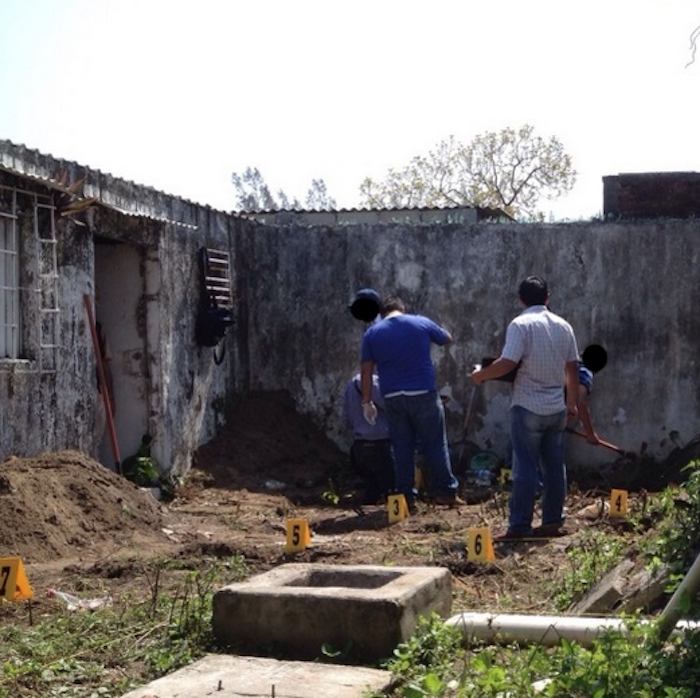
[232,167,336,212]
[305,178,336,210]
[359,125,576,220]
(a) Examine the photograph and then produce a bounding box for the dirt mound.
[0,450,162,562]
[193,391,348,494]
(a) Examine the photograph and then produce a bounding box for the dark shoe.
[532,523,571,538]
[434,494,465,507]
[494,529,533,542]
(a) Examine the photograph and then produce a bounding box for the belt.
[384,389,430,398]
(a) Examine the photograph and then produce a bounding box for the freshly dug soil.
[193,390,349,495]
[0,450,162,562]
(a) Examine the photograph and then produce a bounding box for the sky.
[1,0,699,219]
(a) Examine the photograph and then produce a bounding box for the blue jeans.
[384,391,458,500]
[509,406,567,534]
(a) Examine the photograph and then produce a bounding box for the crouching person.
[343,372,395,504]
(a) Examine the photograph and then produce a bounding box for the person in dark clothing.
[343,372,395,504]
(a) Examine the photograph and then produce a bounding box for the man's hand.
[586,432,601,446]
[567,402,578,420]
[470,370,485,385]
[362,401,378,426]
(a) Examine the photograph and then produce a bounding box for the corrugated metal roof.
[0,139,228,228]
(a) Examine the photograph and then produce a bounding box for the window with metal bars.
[0,205,20,359]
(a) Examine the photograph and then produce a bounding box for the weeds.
[553,530,625,610]
[378,615,700,697]
[639,461,700,580]
[0,555,249,698]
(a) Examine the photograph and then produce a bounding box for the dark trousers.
[350,439,395,504]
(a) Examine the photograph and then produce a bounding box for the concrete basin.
[213,563,452,661]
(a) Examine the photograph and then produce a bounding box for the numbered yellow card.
[499,469,512,486]
[285,519,311,553]
[466,527,495,563]
[609,489,629,518]
[387,494,409,523]
[0,557,33,601]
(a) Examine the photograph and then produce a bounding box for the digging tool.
[84,294,122,474]
[565,428,625,455]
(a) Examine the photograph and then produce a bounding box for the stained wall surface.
[0,153,238,475]
[235,219,700,466]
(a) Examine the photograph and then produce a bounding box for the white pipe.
[446,612,700,648]
[658,550,700,640]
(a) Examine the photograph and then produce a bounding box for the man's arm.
[576,384,600,445]
[565,361,579,419]
[472,320,522,384]
[360,361,375,404]
[426,318,453,346]
[471,358,518,385]
[360,361,378,426]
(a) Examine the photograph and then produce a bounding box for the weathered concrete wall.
[0,150,239,476]
[5,138,700,476]
[236,218,700,467]
[0,171,96,458]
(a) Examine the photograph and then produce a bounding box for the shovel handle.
[566,428,624,454]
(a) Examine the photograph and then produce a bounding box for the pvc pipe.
[446,612,700,648]
[657,551,700,640]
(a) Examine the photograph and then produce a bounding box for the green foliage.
[359,125,576,220]
[639,461,700,579]
[0,556,249,697]
[554,530,625,610]
[321,478,341,506]
[382,617,700,698]
[386,614,465,686]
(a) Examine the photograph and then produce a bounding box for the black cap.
[349,288,381,322]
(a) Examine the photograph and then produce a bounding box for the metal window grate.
[201,248,233,311]
[0,192,20,359]
[36,201,58,373]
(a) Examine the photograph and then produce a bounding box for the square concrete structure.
[213,563,452,661]
[121,653,392,698]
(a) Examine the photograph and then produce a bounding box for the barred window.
[0,208,20,359]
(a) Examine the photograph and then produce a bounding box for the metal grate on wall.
[0,184,58,369]
[0,189,19,359]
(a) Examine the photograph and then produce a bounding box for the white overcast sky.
[1,0,699,219]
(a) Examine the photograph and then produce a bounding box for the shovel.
[565,428,625,455]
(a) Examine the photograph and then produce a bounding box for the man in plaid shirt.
[471,276,579,538]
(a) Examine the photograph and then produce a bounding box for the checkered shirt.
[501,305,579,415]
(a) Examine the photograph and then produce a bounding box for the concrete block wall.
[235,218,700,467]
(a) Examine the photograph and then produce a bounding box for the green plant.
[640,461,700,581]
[321,478,340,506]
[0,557,249,697]
[386,614,465,686]
[381,619,700,698]
[554,530,625,610]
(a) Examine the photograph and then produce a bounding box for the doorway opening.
[93,237,160,470]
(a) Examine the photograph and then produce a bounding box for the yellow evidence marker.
[466,527,496,563]
[285,519,311,553]
[387,494,409,523]
[609,489,629,518]
[0,557,33,602]
[499,469,512,486]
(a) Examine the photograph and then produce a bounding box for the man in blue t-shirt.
[360,296,459,506]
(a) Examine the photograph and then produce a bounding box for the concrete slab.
[213,563,451,661]
[121,653,392,697]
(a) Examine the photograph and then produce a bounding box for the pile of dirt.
[0,450,162,562]
[193,391,348,495]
